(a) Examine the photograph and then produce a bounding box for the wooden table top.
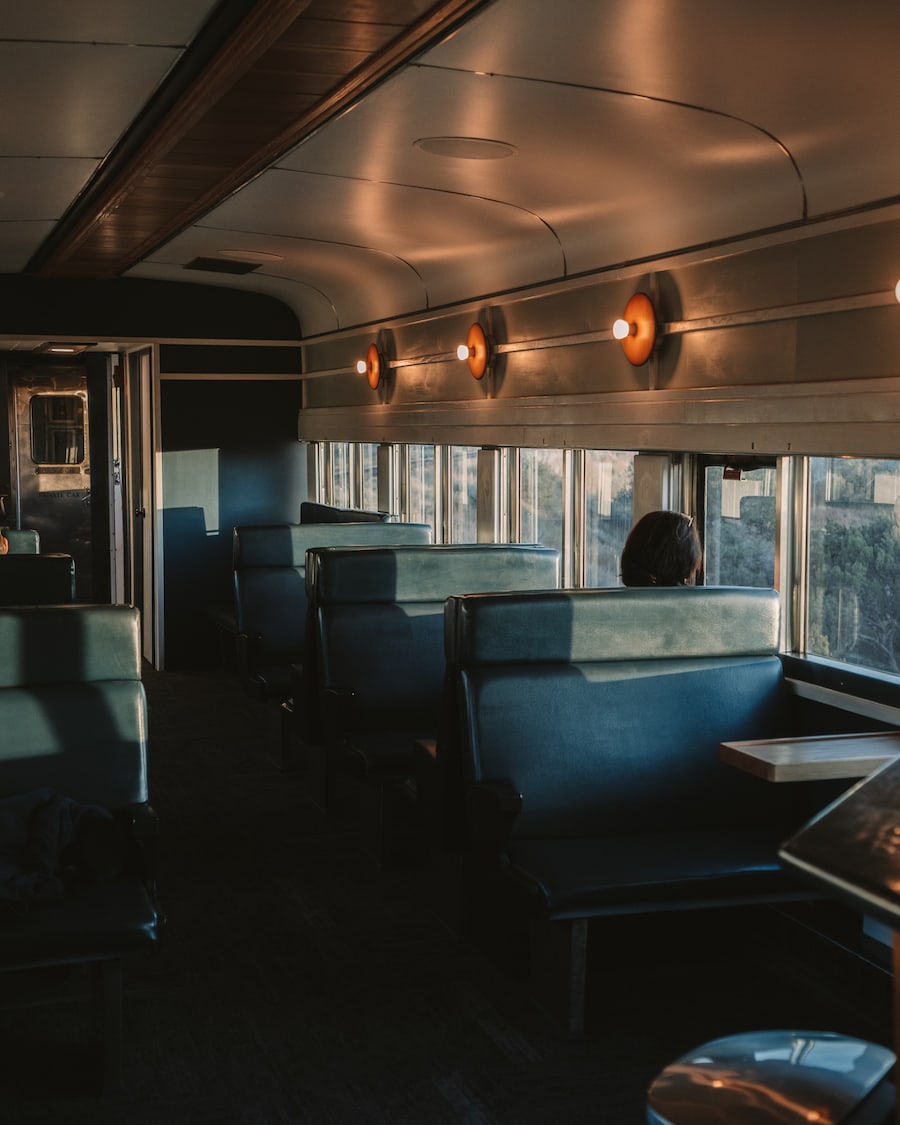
[720,730,900,782]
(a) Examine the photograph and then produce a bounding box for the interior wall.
[298,214,900,458]
[160,377,305,667]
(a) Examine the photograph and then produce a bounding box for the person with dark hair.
[620,509,702,587]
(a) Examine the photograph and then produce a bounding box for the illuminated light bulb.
[457,343,472,361]
[895,279,900,303]
[356,359,367,375]
[612,318,633,340]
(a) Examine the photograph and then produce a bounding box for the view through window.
[807,457,900,676]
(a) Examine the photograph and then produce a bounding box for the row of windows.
[313,442,900,683]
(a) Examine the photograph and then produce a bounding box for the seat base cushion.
[504,829,816,919]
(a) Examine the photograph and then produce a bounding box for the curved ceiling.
[3,0,899,341]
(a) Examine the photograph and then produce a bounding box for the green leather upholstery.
[0,604,147,812]
[0,604,159,1088]
[450,585,780,664]
[446,586,815,1036]
[2,528,40,554]
[0,553,76,605]
[232,521,432,700]
[304,544,560,850]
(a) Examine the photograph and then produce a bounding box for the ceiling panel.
[0,43,187,157]
[426,0,900,217]
[277,65,801,273]
[188,166,563,311]
[138,225,433,335]
[0,222,56,274]
[2,0,898,340]
[0,0,216,43]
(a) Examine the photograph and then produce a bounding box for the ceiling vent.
[184,256,261,275]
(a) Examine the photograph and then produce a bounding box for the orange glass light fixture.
[612,292,657,366]
[356,343,384,389]
[457,322,491,379]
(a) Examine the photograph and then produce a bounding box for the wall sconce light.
[356,343,384,389]
[456,322,491,379]
[612,292,657,366]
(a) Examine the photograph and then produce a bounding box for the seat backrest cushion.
[233,520,431,568]
[0,554,76,606]
[234,566,307,662]
[451,587,792,838]
[0,605,147,809]
[2,528,40,554]
[308,544,560,606]
[310,545,561,734]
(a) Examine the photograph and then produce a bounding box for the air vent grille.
[184,257,260,275]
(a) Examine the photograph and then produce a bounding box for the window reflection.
[31,395,85,465]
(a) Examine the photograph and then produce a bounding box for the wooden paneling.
[31,0,485,281]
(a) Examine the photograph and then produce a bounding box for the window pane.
[584,450,636,586]
[807,457,900,675]
[450,446,478,542]
[31,395,85,465]
[359,443,379,511]
[703,465,776,587]
[330,442,350,507]
[406,444,435,529]
[519,448,563,554]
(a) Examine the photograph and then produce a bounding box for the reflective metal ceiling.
[2,0,898,339]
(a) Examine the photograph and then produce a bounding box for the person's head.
[620,510,702,587]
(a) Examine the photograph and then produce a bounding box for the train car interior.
[1,1,900,1121]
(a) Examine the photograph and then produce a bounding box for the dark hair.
[620,510,702,587]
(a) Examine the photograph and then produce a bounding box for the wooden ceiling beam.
[31,0,488,281]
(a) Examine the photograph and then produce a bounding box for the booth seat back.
[300,502,390,524]
[2,528,40,554]
[0,604,147,810]
[232,521,431,699]
[449,586,793,840]
[0,553,76,606]
[307,544,560,734]
[233,520,431,569]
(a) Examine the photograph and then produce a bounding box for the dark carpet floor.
[0,663,892,1124]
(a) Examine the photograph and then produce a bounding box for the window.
[329,442,350,506]
[405,444,436,530]
[359,443,379,511]
[703,463,776,588]
[807,457,900,675]
[519,448,564,554]
[31,395,85,465]
[583,450,636,586]
[449,446,478,542]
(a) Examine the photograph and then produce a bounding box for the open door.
[122,346,163,667]
[7,362,93,598]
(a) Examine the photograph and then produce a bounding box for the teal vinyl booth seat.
[231,520,431,702]
[0,552,76,605]
[2,527,40,553]
[0,605,161,1091]
[447,586,822,1037]
[304,543,560,863]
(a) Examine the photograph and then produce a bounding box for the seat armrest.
[466,779,523,846]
